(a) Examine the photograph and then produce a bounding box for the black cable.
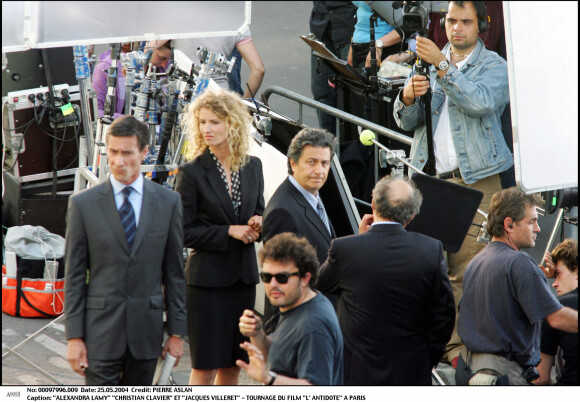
[51,123,67,170]
[2,114,38,132]
[50,105,81,170]
[3,97,80,173]
[50,104,82,170]
[2,111,37,172]
[59,108,81,170]
[3,119,36,172]
[33,101,77,142]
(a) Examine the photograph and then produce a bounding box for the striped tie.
[316,197,331,235]
[119,186,136,250]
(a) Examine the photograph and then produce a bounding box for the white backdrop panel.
[505,1,578,192]
[2,1,250,52]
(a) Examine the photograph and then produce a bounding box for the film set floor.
[1,317,261,386]
[1,313,456,385]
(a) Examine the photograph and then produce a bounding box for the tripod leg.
[432,368,446,385]
[2,345,64,385]
[2,314,66,359]
[541,208,565,266]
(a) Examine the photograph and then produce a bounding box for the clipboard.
[300,35,367,84]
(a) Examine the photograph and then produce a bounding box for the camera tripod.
[2,314,66,384]
[412,29,437,176]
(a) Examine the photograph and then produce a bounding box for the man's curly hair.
[259,233,319,286]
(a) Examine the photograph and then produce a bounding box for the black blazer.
[175,149,265,288]
[318,223,455,385]
[262,177,335,265]
[65,179,186,360]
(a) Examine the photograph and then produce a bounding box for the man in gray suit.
[65,116,187,385]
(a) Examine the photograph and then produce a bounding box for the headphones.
[440,2,489,33]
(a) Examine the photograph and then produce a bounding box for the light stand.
[2,315,66,385]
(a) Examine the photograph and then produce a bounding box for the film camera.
[398,1,449,32]
[365,1,448,33]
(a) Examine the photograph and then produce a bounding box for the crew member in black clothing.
[536,239,578,385]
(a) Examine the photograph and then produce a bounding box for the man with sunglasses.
[236,233,343,385]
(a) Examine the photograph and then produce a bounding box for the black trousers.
[85,348,157,386]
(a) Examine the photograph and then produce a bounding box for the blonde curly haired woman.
[175,89,264,385]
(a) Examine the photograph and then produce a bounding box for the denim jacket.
[393,38,513,184]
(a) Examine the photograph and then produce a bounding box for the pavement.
[1,312,453,386]
[1,315,259,385]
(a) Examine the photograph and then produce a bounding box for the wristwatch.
[375,39,384,49]
[170,334,185,340]
[265,371,277,386]
[435,59,449,71]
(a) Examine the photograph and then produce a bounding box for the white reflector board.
[504,1,578,192]
[3,1,250,52]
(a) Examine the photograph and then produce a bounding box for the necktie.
[316,197,331,235]
[119,186,136,250]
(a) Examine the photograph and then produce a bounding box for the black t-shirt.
[268,293,344,385]
[540,287,578,385]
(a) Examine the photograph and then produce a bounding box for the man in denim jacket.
[393,1,513,366]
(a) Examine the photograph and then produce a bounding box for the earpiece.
[479,15,490,33]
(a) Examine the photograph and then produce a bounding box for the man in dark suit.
[262,128,337,322]
[65,116,187,385]
[263,127,337,265]
[317,175,455,385]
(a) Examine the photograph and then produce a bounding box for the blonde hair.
[182,89,252,171]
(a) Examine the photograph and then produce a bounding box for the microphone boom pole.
[360,129,487,218]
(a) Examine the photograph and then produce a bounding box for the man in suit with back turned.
[64,115,187,385]
[262,127,337,322]
[317,175,456,385]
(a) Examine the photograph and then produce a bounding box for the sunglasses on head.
[259,271,301,284]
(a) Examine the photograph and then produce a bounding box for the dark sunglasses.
[259,271,301,284]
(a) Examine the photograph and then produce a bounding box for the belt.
[494,351,515,361]
[468,350,514,361]
[438,168,461,180]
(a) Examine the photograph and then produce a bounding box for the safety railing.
[260,85,413,147]
[261,85,413,198]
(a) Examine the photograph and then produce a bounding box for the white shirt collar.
[371,221,400,226]
[110,173,144,196]
[288,175,319,210]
